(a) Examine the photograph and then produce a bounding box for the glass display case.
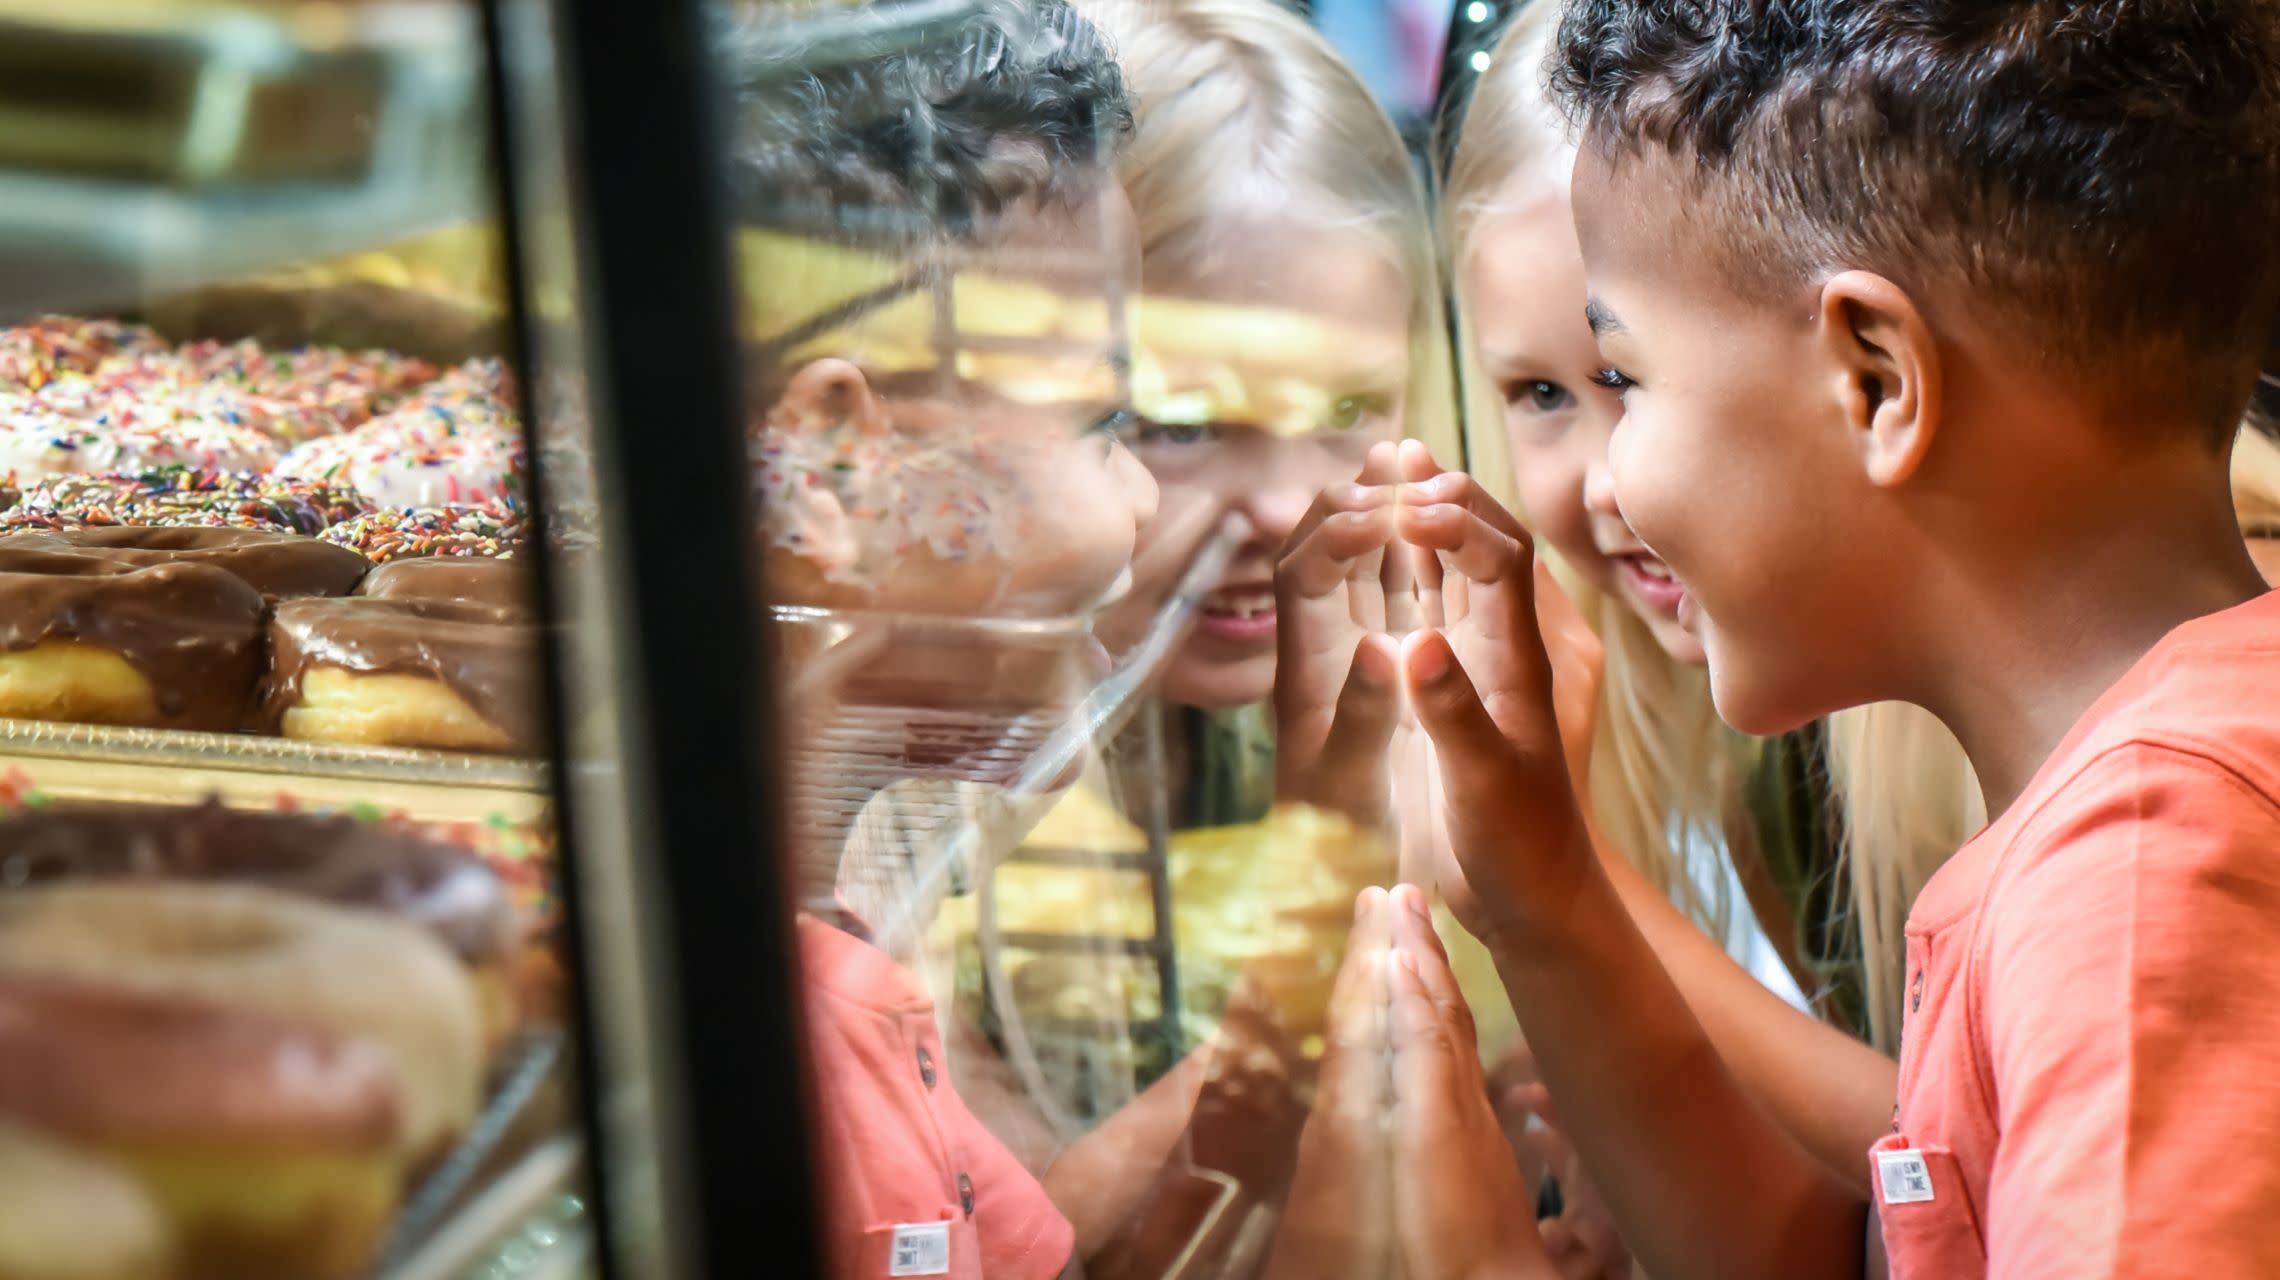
[0,0,1515,1277]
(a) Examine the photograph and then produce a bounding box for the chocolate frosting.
[265,596,540,752]
[0,527,371,601]
[0,801,515,964]
[0,559,265,729]
[355,556,534,613]
[0,976,401,1149]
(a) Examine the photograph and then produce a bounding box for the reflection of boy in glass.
[726,6,1152,1277]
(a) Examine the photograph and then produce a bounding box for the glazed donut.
[0,394,278,486]
[275,409,524,510]
[0,556,265,731]
[319,503,525,563]
[3,468,375,536]
[266,596,538,754]
[356,554,532,610]
[0,317,163,393]
[0,527,371,601]
[0,1118,171,1280]
[0,800,522,1052]
[0,982,398,1280]
[0,882,484,1165]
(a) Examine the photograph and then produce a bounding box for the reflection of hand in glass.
[1271,441,1410,828]
[1186,980,1309,1206]
[1263,887,1398,1280]
[1381,884,1556,1280]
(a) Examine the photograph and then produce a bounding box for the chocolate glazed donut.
[0,557,266,731]
[263,596,540,754]
[0,527,371,600]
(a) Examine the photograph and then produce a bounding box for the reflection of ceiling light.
[1467,1,1491,22]
[1469,49,1493,72]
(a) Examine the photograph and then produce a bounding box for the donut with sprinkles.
[319,504,526,563]
[6,468,374,536]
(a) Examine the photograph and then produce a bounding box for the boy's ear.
[1818,271,1940,488]
[776,357,890,433]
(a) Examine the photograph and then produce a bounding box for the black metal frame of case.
[524,0,825,1274]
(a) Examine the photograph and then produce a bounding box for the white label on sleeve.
[889,1221,951,1276]
[1877,1148,1936,1205]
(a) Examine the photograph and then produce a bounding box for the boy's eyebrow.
[1585,299,1626,336]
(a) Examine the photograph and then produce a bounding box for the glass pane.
[720,1,1553,1275]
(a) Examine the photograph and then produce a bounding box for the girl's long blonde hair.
[1078,0,1460,461]
[1441,1,1736,938]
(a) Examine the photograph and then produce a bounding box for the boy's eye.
[1589,366,1636,394]
[1136,418,1216,446]
[1505,379,1574,413]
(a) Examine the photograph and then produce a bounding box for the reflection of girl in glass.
[1087,0,1460,821]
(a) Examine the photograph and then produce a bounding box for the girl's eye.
[1590,367,1636,394]
[1505,379,1574,413]
[1135,419,1215,446]
[1087,407,1137,436]
[1325,394,1382,431]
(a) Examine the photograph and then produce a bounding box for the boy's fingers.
[1402,629,1525,781]
[1388,886,1480,1050]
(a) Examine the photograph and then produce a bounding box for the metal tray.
[0,716,546,827]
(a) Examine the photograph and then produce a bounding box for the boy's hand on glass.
[1272,441,1409,827]
[1264,887,1399,1280]
[1388,442,1597,946]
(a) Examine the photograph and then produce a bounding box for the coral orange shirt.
[800,914,1075,1280]
[1876,589,2280,1278]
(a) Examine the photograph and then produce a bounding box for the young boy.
[1384,2,2280,1277]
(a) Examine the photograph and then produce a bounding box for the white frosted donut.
[275,412,523,510]
[0,882,484,1164]
[0,395,279,486]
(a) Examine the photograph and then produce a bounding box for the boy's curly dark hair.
[725,0,1135,238]
[1548,0,2280,437]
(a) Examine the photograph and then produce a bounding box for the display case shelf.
[0,0,487,314]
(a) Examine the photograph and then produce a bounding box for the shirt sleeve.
[1979,743,2280,1278]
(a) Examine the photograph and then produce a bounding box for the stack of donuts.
[0,799,534,1280]
[0,316,531,559]
[0,317,560,754]
[0,523,539,753]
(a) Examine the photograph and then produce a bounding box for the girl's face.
[1126,229,1412,710]
[1466,191,1704,666]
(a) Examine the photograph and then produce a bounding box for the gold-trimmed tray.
[0,716,546,827]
